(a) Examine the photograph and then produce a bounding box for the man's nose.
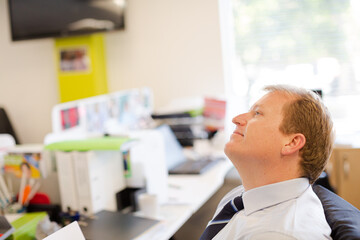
[232,113,248,126]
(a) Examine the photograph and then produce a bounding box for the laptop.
[156,125,223,174]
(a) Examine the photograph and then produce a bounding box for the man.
[200,85,334,240]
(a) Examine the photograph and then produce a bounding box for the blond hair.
[264,85,334,184]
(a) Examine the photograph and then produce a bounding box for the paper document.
[44,221,85,240]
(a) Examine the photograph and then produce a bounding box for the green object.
[9,212,47,240]
[45,137,132,152]
[187,108,204,117]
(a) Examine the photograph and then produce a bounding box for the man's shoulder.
[212,184,331,240]
[278,186,331,238]
[243,183,330,238]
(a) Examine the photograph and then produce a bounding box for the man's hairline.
[262,87,300,132]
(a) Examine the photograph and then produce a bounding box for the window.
[223,0,360,146]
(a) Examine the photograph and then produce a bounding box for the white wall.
[0,0,225,143]
[106,0,225,106]
[0,0,58,144]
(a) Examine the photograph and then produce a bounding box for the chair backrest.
[0,134,15,149]
[313,184,360,240]
[0,107,20,144]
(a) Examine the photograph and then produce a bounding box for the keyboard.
[169,157,223,175]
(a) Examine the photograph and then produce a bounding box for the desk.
[6,159,233,240]
[135,159,233,240]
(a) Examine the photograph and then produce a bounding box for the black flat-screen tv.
[8,0,126,41]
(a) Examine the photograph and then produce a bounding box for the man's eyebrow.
[249,104,262,111]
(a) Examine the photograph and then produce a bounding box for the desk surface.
[135,159,233,240]
[6,159,234,240]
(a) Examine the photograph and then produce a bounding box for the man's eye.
[255,111,261,116]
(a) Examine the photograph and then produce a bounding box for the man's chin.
[224,142,245,160]
[224,142,233,158]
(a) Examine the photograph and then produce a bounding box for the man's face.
[225,92,290,165]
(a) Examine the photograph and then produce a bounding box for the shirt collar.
[242,178,310,216]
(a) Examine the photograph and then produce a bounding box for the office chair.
[0,107,20,144]
[314,171,336,193]
[313,185,360,240]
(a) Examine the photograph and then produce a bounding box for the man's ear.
[281,133,306,156]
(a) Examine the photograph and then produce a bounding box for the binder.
[72,151,92,215]
[55,151,79,212]
[73,151,126,216]
[49,137,130,214]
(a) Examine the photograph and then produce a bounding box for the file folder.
[55,151,79,212]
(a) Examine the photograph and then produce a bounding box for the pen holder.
[5,202,26,214]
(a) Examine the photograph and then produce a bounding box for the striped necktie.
[199,196,244,240]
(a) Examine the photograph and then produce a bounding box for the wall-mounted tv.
[8,0,126,41]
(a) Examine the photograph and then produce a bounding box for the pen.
[22,178,36,205]
[22,185,31,205]
[0,189,7,208]
[24,181,40,206]
[18,171,26,205]
[6,176,13,202]
[0,174,11,203]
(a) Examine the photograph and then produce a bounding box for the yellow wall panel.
[55,34,108,102]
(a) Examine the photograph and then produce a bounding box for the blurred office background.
[1,0,360,234]
[2,0,360,146]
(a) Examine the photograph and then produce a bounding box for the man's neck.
[236,163,301,191]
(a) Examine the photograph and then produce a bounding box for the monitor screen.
[156,124,186,170]
[8,0,126,41]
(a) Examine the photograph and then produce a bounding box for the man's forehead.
[250,92,291,110]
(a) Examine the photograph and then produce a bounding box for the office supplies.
[124,129,169,204]
[20,178,36,205]
[18,170,27,205]
[35,215,61,239]
[6,176,13,201]
[27,203,61,223]
[10,212,47,240]
[0,215,15,240]
[0,190,7,208]
[43,221,85,240]
[48,88,153,139]
[0,175,11,204]
[21,184,31,205]
[4,145,47,179]
[0,173,10,207]
[151,113,199,147]
[138,193,159,219]
[72,151,126,216]
[80,210,159,240]
[46,137,130,213]
[45,136,131,152]
[157,125,222,175]
[24,181,41,206]
[55,151,79,212]
[203,97,226,132]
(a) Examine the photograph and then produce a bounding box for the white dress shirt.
[210,178,331,240]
